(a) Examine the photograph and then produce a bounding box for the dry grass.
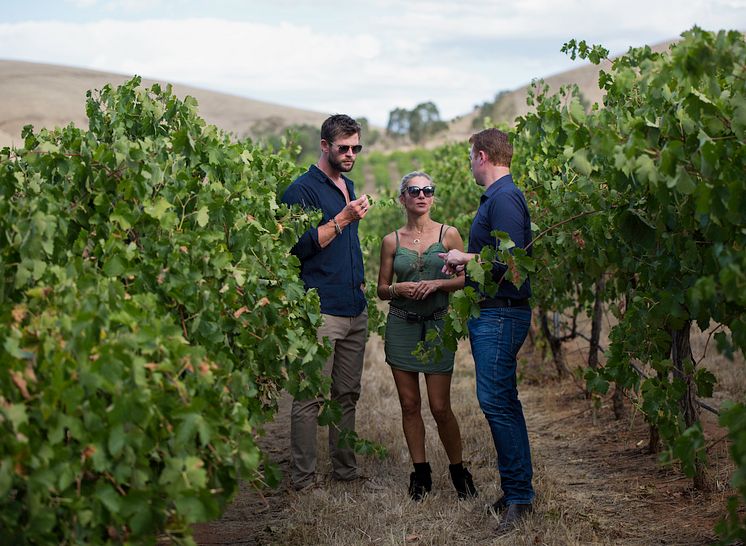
[274,334,592,546]
[194,313,743,546]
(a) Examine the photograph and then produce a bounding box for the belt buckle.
[405,311,420,323]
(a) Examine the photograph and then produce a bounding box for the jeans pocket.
[469,315,506,384]
[509,311,531,355]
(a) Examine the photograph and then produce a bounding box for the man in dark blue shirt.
[440,128,534,535]
[281,114,370,490]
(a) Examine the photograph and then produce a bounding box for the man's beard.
[329,154,355,173]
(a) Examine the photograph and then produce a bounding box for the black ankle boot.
[449,462,478,499]
[408,462,432,501]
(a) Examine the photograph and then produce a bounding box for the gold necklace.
[412,225,425,245]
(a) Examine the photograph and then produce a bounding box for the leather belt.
[389,305,448,323]
[389,305,448,342]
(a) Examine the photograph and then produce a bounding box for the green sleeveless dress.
[384,225,456,374]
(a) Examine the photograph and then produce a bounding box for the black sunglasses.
[403,185,435,197]
[330,143,363,154]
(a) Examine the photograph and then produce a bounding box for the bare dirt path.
[191,394,294,545]
[523,381,726,545]
[192,340,732,545]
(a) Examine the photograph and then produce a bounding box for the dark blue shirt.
[466,173,532,303]
[281,164,367,317]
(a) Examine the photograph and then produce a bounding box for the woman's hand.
[395,280,441,300]
[412,279,441,300]
[393,281,419,299]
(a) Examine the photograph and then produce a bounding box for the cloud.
[64,0,167,12]
[2,2,745,125]
[0,18,381,87]
[65,0,99,7]
[374,0,742,44]
[0,18,409,124]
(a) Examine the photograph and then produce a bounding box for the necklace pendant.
[413,238,421,244]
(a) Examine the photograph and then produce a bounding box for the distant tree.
[409,101,447,144]
[356,116,380,146]
[386,107,411,138]
[386,102,447,143]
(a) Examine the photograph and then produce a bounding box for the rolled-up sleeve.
[279,165,366,316]
[281,185,322,261]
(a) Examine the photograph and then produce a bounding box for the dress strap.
[395,230,400,249]
[439,224,451,243]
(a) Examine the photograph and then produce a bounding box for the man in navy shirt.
[281,114,370,490]
[440,128,534,534]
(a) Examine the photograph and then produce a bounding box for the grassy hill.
[1,39,675,151]
[0,59,331,149]
[443,39,676,143]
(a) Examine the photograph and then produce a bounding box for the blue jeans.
[468,306,534,505]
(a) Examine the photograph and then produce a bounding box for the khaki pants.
[290,310,368,488]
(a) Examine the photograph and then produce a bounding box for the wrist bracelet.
[331,217,343,235]
[390,283,398,299]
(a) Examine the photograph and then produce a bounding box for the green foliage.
[716,402,746,543]
[511,27,746,537]
[390,150,424,179]
[0,77,330,543]
[560,39,610,64]
[386,27,746,539]
[262,123,320,167]
[338,429,388,459]
[354,151,390,195]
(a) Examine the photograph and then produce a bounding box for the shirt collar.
[480,173,513,203]
[310,163,351,188]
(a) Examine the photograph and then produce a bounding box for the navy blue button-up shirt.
[466,174,532,302]
[281,165,367,317]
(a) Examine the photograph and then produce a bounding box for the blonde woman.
[377,171,477,501]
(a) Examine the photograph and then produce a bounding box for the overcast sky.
[2,0,745,125]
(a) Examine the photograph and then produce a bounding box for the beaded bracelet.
[331,217,343,235]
